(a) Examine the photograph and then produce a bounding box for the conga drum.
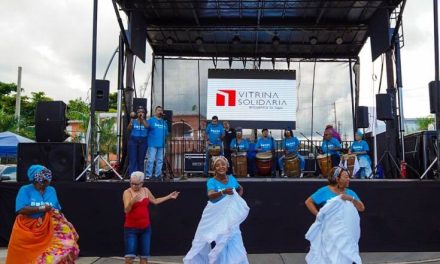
[284,153,300,178]
[256,152,273,176]
[232,152,248,177]
[342,154,357,177]
[208,145,221,175]
[317,154,332,177]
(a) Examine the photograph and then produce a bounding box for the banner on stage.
[207,69,297,129]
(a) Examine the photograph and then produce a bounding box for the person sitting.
[318,129,342,173]
[123,171,179,264]
[325,124,342,143]
[230,127,249,153]
[256,128,275,176]
[6,165,79,264]
[204,116,225,176]
[278,128,305,177]
[349,130,372,179]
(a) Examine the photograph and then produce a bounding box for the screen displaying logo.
[216,90,236,106]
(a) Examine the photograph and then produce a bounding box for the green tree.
[109,92,118,111]
[97,117,117,160]
[416,115,434,131]
[0,82,17,96]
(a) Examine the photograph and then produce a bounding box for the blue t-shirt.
[350,140,369,156]
[130,119,148,138]
[247,142,257,159]
[205,123,225,145]
[207,175,240,203]
[16,184,61,218]
[283,137,300,154]
[256,137,274,152]
[311,186,360,206]
[321,137,341,155]
[147,117,168,147]
[230,138,249,152]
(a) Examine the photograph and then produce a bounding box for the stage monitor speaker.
[356,106,369,128]
[163,110,173,134]
[17,142,86,182]
[133,98,148,113]
[369,8,391,61]
[95,79,110,111]
[376,94,394,120]
[35,101,68,142]
[429,81,440,113]
[404,131,437,179]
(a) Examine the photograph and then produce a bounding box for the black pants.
[224,149,233,174]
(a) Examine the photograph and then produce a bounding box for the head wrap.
[356,130,364,138]
[330,166,348,182]
[236,127,243,133]
[27,165,52,184]
[211,155,230,170]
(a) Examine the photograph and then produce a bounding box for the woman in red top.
[123,171,179,264]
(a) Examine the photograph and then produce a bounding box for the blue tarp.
[0,131,34,157]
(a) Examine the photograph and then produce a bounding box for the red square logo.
[216,90,236,106]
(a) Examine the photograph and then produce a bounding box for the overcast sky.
[0,0,436,120]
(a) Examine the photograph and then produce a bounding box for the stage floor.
[1,179,440,257]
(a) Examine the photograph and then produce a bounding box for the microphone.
[299,132,310,141]
[315,131,323,137]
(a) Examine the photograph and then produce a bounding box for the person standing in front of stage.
[278,128,305,177]
[128,106,149,176]
[183,156,249,264]
[6,165,79,264]
[204,116,225,176]
[223,120,236,174]
[123,171,179,264]
[304,166,365,264]
[145,106,168,181]
[320,129,342,169]
[256,128,275,176]
[350,130,372,179]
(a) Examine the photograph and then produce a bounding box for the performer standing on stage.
[256,128,275,176]
[304,166,365,264]
[123,171,179,264]
[145,106,168,181]
[223,120,236,174]
[183,156,249,264]
[204,116,225,176]
[278,128,305,177]
[350,130,372,179]
[127,106,149,176]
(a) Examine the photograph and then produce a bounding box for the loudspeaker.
[163,110,173,134]
[95,79,110,111]
[17,143,86,182]
[429,81,440,113]
[133,98,147,112]
[35,101,68,142]
[129,11,147,62]
[376,94,394,120]
[369,8,391,61]
[356,106,369,128]
[404,131,437,179]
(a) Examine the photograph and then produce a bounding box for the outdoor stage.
[1,178,439,257]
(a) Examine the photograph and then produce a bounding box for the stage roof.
[116,0,403,59]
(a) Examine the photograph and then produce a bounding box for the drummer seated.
[350,131,372,179]
[278,129,305,177]
[230,127,249,153]
[315,130,341,177]
[256,128,276,176]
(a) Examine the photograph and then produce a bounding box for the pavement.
[1,248,440,264]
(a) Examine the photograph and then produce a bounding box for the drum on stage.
[342,154,357,177]
[317,154,332,177]
[284,153,300,178]
[232,152,247,177]
[256,152,273,176]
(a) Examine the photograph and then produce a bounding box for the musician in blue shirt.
[204,116,225,175]
[145,106,169,180]
[256,128,275,176]
[350,130,372,178]
[278,129,305,177]
[127,106,148,176]
[321,129,342,166]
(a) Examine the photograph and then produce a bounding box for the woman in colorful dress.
[6,164,79,264]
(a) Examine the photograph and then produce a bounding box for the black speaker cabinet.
[35,101,68,142]
[163,110,173,134]
[133,98,148,112]
[17,143,86,182]
[376,94,394,120]
[429,81,440,113]
[356,106,369,128]
[95,79,110,111]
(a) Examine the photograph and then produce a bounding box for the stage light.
[335,36,343,45]
[232,35,240,45]
[195,37,203,45]
[309,36,318,45]
[165,37,174,45]
[272,35,280,46]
